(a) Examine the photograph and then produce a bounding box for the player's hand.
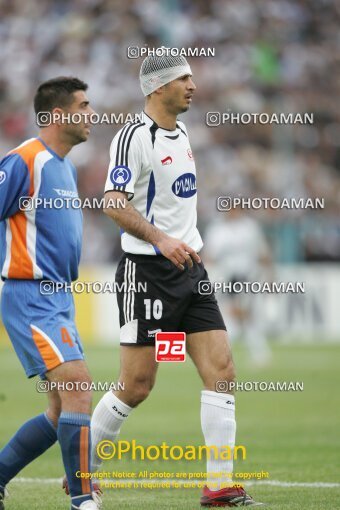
[155,235,201,270]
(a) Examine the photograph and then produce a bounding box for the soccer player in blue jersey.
[0,77,100,510]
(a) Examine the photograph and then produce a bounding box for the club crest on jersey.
[0,170,7,185]
[161,156,172,166]
[172,173,197,198]
[187,148,194,161]
[110,165,132,186]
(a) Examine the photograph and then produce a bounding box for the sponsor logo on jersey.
[148,328,162,337]
[0,170,7,185]
[161,156,172,166]
[187,148,194,160]
[53,188,78,198]
[110,165,132,186]
[172,173,197,198]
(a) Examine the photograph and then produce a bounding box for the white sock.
[201,390,236,490]
[91,392,132,472]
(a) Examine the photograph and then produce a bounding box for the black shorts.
[115,253,226,346]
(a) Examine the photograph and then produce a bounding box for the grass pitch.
[0,342,339,509]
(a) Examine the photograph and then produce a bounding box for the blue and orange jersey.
[0,137,82,282]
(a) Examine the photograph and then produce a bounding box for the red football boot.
[200,485,263,507]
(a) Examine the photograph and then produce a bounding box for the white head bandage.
[140,49,192,96]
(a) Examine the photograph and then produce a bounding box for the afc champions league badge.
[110,165,132,186]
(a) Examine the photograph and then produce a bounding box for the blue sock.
[0,413,57,488]
[58,412,93,507]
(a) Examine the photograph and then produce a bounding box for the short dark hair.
[34,76,88,114]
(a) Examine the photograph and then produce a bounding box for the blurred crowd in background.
[0,0,339,264]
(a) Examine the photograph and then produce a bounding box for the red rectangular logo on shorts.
[155,332,186,362]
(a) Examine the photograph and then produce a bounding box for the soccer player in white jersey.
[204,207,272,366]
[91,52,263,507]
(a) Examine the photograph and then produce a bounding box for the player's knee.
[203,357,236,390]
[222,357,236,382]
[128,390,149,407]
[220,358,236,383]
[60,388,93,413]
[124,377,154,407]
[57,371,93,413]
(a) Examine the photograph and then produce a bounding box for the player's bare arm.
[103,190,200,270]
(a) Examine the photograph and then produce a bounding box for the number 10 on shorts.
[155,332,186,362]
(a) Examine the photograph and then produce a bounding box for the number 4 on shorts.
[61,327,74,347]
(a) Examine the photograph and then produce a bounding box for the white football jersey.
[104,111,203,255]
[204,216,268,280]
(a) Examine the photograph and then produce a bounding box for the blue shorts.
[1,280,84,378]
